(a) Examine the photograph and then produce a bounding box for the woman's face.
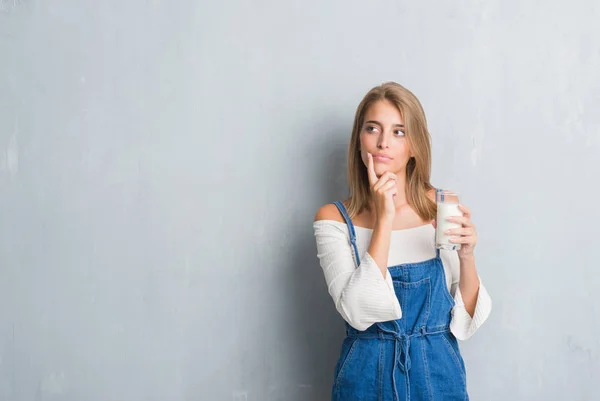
[359,100,412,177]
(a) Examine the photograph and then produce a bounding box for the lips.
[373,153,392,161]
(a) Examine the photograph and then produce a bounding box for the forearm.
[458,254,480,317]
[367,220,393,279]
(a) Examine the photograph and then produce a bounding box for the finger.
[385,183,398,192]
[385,186,399,198]
[449,235,476,244]
[377,179,397,194]
[446,216,474,227]
[367,153,378,186]
[458,204,471,217]
[381,171,398,182]
[445,227,475,236]
[373,172,397,191]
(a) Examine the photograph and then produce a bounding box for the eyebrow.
[364,120,404,128]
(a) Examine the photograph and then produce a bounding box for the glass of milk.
[435,190,463,250]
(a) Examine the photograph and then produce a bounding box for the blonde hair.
[345,82,436,220]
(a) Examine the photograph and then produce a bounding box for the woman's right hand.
[366,152,398,223]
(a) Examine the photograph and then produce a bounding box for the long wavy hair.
[345,82,436,221]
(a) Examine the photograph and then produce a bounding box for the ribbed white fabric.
[313,220,492,340]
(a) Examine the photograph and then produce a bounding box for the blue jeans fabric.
[331,201,469,401]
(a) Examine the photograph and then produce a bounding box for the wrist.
[374,219,393,232]
[458,252,476,262]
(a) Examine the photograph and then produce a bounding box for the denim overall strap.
[332,201,361,266]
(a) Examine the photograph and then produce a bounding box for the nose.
[377,131,389,149]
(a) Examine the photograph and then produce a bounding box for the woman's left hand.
[445,204,477,259]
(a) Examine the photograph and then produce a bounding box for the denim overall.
[331,201,468,401]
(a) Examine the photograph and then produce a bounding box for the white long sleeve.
[313,221,402,331]
[442,250,493,340]
[314,220,492,338]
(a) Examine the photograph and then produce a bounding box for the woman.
[313,82,492,400]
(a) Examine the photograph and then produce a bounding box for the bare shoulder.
[314,202,345,223]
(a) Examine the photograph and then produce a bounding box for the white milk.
[436,202,463,250]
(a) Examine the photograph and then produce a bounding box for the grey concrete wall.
[1,0,599,400]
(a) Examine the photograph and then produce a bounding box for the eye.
[365,125,379,133]
[394,129,405,136]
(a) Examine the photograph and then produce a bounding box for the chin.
[381,165,403,174]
